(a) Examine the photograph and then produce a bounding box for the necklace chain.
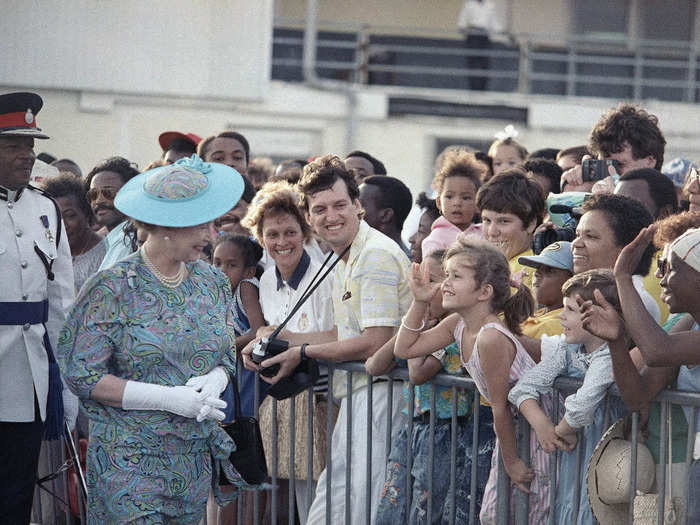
[140,246,186,288]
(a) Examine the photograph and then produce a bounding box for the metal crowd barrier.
[33,361,700,524]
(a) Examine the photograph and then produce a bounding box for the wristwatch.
[300,343,309,360]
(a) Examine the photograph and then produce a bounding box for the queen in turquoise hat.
[57,155,256,522]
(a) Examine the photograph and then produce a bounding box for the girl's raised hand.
[613,225,656,279]
[578,290,624,342]
[408,262,441,304]
[504,458,535,494]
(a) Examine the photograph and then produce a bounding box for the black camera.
[531,226,576,255]
[251,337,289,378]
[581,159,621,182]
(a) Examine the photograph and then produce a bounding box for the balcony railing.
[272,19,700,104]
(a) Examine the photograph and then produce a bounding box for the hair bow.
[494,124,519,141]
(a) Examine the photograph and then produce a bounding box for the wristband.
[401,316,425,332]
[300,343,309,360]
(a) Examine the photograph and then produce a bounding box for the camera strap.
[268,243,351,340]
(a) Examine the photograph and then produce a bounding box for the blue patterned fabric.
[375,405,495,525]
[403,342,470,418]
[57,253,252,522]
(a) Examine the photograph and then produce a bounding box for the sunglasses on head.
[86,187,119,202]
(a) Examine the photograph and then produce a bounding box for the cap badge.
[25,109,34,125]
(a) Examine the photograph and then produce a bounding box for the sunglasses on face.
[657,256,668,277]
[86,186,119,202]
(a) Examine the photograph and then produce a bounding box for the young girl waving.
[369,249,495,524]
[395,235,551,524]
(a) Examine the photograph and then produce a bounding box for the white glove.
[62,385,79,431]
[185,366,229,400]
[122,381,227,422]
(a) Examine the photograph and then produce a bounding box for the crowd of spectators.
[4,92,700,524]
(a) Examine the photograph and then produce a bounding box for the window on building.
[639,0,695,42]
[571,0,630,39]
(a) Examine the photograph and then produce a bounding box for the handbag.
[633,410,685,524]
[219,376,268,486]
[259,391,339,480]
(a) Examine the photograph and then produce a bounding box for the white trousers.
[306,381,406,525]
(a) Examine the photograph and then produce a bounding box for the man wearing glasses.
[84,156,140,270]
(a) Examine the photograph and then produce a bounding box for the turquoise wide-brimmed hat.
[115,155,244,227]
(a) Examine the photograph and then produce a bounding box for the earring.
[163,236,170,241]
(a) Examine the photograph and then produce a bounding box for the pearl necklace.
[140,246,187,288]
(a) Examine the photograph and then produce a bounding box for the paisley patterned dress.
[57,253,251,523]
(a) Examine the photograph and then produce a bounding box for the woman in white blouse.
[243,181,334,524]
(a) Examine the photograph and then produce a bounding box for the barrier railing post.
[306,385,315,519]
[253,372,261,525]
[345,372,353,525]
[548,392,559,525]
[572,426,583,521]
[271,397,279,524]
[427,384,436,524]
[468,389,479,525]
[325,367,334,525]
[385,377,393,463]
[628,412,639,525]
[656,402,669,525]
[406,383,415,518]
[495,452,510,525]
[289,394,296,525]
[514,416,530,524]
[366,376,373,525]
[685,406,696,525]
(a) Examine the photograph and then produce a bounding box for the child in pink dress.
[421,150,484,258]
[395,235,552,525]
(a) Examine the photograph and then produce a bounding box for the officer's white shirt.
[0,186,74,422]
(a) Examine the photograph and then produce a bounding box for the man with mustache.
[0,91,77,524]
[85,156,139,270]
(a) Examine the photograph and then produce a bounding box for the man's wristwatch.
[300,343,309,360]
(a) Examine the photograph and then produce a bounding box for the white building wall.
[1,1,273,100]
[4,1,700,203]
[9,82,700,204]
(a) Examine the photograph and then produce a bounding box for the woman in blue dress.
[57,156,253,523]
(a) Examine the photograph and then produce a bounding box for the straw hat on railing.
[586,416,656,524]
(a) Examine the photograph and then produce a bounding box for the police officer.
[0,92,77,524]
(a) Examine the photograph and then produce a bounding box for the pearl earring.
[163,236,170,241]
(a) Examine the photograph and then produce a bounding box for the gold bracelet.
[400,316,425,332]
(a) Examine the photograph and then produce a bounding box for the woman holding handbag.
[242,181,336,524]
[57,156,254,523]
